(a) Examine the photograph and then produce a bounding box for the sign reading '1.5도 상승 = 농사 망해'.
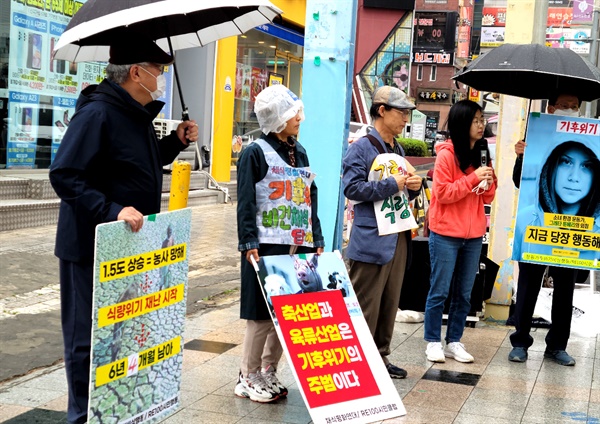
[255,252,405,424]
[89,208,192,424]
[513,114,600,270]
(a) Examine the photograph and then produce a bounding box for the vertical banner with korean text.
[513,114,600,270]
[257,252,406,423]
[89,208,192,424]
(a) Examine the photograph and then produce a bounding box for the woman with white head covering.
[234,84,325,403]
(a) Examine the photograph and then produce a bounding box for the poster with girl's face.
[512,113,600,270]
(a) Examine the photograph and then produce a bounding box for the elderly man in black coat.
[49,36,198,424]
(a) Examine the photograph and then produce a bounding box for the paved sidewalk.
[2,202,600,423]
[1,300,600,423]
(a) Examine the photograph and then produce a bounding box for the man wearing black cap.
[49,37,198,424]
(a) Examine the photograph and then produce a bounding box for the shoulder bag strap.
[365,134,386,155]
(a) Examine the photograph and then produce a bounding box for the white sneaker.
[444,342,474,363]
[234,371,278,403]
[426,342,446,363]
[261,365,288,397]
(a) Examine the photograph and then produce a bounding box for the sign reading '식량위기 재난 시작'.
[513,114,600,270]
[255,251,406,424]
[89,208,192,424]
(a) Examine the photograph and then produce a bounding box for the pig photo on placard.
[513,113,600,270]
[256,252,356,319]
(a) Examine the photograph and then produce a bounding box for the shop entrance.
[232,30,303,163]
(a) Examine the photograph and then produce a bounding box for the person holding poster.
[49,36,198,424]
[342,85,422,379]
[236,84,325,403]
[509,93,595,366]
[424,100,496,363]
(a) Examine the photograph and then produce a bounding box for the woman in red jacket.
[424,100,497,363]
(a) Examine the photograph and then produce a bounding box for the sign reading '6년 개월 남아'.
[89,208,192,424]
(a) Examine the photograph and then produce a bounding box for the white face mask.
[553,108,580,117]
[139,66,166,101]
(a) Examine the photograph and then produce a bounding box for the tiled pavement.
[1,300,600,423]
[1,203,600,423]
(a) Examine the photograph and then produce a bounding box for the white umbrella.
[53,0,282,119]
[54,0,282,63]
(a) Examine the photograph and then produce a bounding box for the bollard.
[168,161,191,211]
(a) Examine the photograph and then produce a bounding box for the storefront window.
[2,1,102,170]
[232,29,303,163]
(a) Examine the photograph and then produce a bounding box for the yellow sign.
[98,284,185,327]
[524,226,600,251]
[99,243,186,282]
[95,337,181,387]
[468,88,481,102]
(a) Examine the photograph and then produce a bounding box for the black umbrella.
[53,0,282,118]
[452,43,600,101]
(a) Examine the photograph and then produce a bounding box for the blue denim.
[424,231,483,343]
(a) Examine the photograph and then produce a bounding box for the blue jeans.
[424,231,482,343]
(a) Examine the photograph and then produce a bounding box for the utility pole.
[299,0,358,251]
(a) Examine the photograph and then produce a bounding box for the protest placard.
[256,251,406,423]
[89,209,191,424]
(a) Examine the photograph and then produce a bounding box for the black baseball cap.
[109,35,173,65]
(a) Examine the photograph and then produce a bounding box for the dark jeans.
[510,262,578,351]
[60,259,93,424]
[424,231,482,343]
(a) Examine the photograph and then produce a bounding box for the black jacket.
[236,134,325,320]
[236,133,325,251]
[50,79,185,262]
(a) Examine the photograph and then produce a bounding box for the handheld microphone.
[480,149,488,167]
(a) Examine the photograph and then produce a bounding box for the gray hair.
[105,62,151,84]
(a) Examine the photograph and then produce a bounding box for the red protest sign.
[272,290,380,408]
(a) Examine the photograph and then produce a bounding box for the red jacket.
[428,141,496,239]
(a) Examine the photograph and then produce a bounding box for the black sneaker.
[544,349,576,366]
[386,363,407,379]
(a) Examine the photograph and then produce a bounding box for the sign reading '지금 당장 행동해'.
[513,113,600,270]
[255,251,406,424]
[89,208,191,424]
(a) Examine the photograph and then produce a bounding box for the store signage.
[547,28,591,54]
[413,52,453,65]
[413,11,457,53]
[255,23,304,47]
[547,8,573,26]
[417,88,451,104]
[364,0,415,9]
[482,7,573,27]
[456,5,473,59]
[573,0,593,22]
[468,88,481,102]
[481,27,505,47]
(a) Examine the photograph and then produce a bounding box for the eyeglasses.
[152,64,165,75]
[554,103,579,111]
[472,118,487,127]
[391,108,410,118]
